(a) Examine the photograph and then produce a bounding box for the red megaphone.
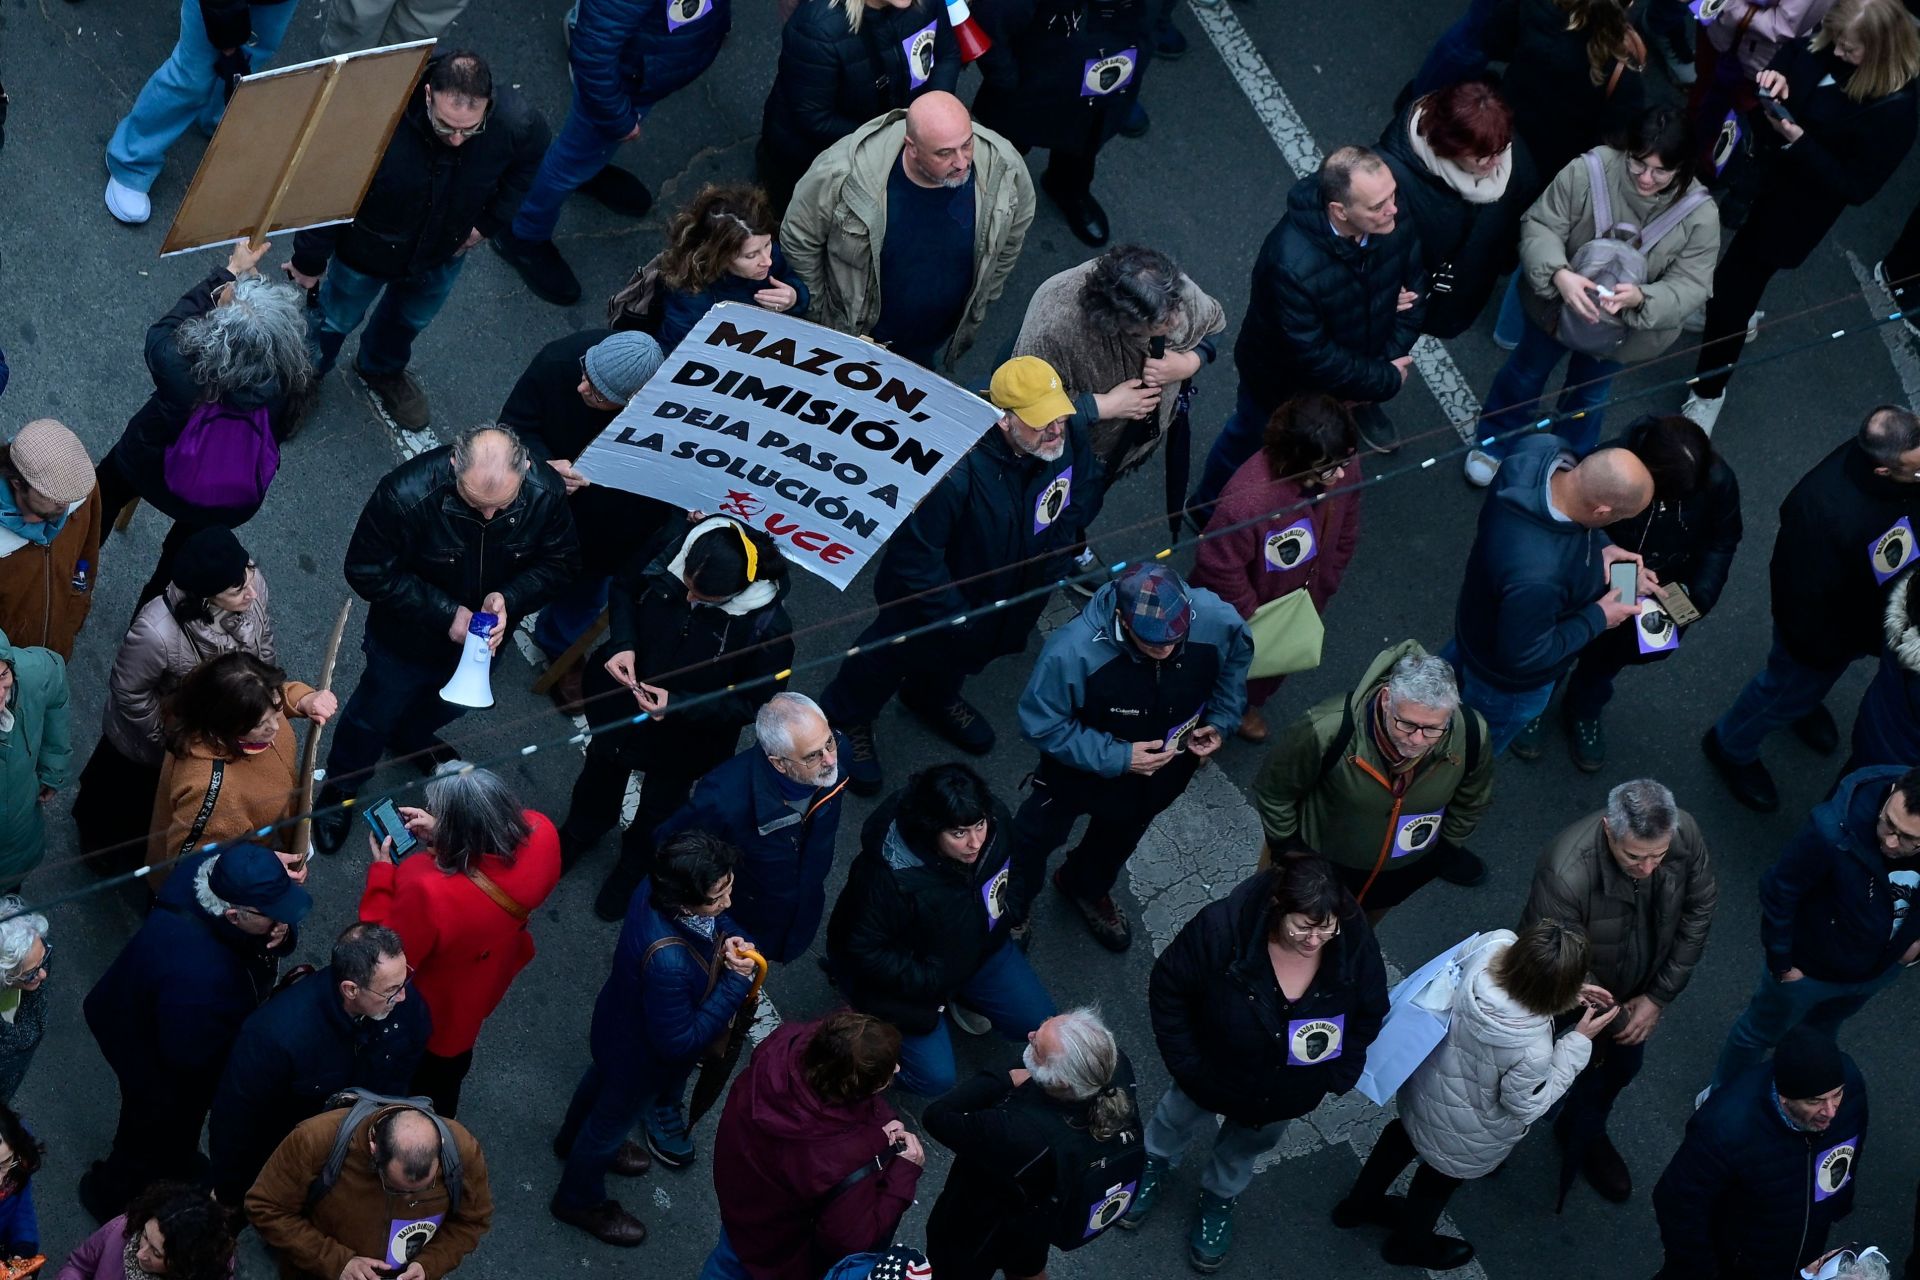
[945,0,992,62]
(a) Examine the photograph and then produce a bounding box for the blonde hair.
[1556,0,1641,86]
[1812,0,1920,102]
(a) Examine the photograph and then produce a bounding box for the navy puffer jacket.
[572,0,734,138]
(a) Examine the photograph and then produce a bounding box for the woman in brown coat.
[146,652,335,880]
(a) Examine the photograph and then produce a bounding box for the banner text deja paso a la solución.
[575,305,1000,590]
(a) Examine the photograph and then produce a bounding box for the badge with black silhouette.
[980,864,1010,927]
[1869,516,1919,584]
[667,0,713,31]
[1286,1014,1345,1066]
[1082,1178,1140,1239]
[1813,1135,1858,1202]
[386,1213,442,1267]
[1393,810,1444,858]
[1080,48,1138,96]
[901,20,938,89]
[1634,596,1680,655]
[1263,517,1319,573]
[1163,706,1204,753]
[1033,466,1073,535]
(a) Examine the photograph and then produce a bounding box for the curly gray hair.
[0,898,49,983]
[175,274,313,402]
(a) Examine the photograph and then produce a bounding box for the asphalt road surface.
[5,0,1920,1275]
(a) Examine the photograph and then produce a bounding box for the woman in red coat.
[1191,394,1364,744]
[358,763,563,1116]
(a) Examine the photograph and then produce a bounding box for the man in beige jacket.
[782,92,1035,371]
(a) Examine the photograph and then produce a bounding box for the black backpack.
[1003,1071,1147,1252]
[303,1089,464,1216]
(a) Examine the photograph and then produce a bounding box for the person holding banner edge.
[818,354,1103,798]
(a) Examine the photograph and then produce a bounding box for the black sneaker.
[580,165,654,217]
[1119,99,1150,139]
[902,692,995,755]
[841,721,883,797]
[1509,715,1547,761]
[1791,705,1840,755]
[1702,725,1779,813]
[1155,20,1188,58]
[491,228,583,306]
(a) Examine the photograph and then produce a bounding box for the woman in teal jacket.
[0,629,71,893]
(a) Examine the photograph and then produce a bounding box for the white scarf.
[668,517,779,616]
[1407,104,1513,205]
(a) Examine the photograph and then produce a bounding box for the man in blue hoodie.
[1708,764,1920,1090]
[1007,563,1252,952]
[1445,433,1654,758]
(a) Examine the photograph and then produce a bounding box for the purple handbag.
[163,400,280,509]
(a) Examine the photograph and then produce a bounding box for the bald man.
[1444,433,1655,772]
[783,93,1036,369]
[310,424,580,855]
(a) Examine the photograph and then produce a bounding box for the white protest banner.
[575,304,999,590]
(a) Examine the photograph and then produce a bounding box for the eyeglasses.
[1284,921,1341,942]
[5,941,48,987]
[1878,803,1920,851]
[780,739,838,770]
[371,965,416,1008]
[1389,714,1449,741]
[425,90,488,140]
[1625,156,1677,181]
[1310,455,1357,483]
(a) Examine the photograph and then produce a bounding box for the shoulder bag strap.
[464,865,531,925]
[642,934,724,1002]
[1635,189,1714,253]
[176,758,225,859]
[1604,28,1646,100]
[1583,149,1613,242]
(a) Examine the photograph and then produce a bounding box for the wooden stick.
[252,59,344,247]
[112,500,138,533]
[530,610,609,695]
[290,598,353,866]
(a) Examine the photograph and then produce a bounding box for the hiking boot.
[1053,866,1132,952]
[580,164,654,217]
[645,1103,696,1169]
[1188,1191,1235,1273]
[1435,844,1488,887]
[1791,704,1840,755]
[550,1196,648,1246]
[1117,1155,1167,1229]
[311,803,354,856]
[1382,1231,1475,1270]
[553,1135,651,1177]
[947,1003,992,1035]
[355,364,430,432]
[902,691,995,755]
[492,227,584,306]
[1583,1133,1632,1203]
[1509,715,1547,761]
[840,721,883,797]
[1236,704,1269,744]
[1702,725,1779,813]
[1567,711,1606,773]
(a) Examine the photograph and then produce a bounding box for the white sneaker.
[947,1003,992,1036]
[1681,392,1725,435]
[1746,310,1765,344]
[1693,1085,1713,1111]
[104,176,151,225]
[1463,449,1500,487]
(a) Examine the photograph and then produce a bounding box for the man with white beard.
[206,923,429,1206]
[819,356,1105,799]
[652,693,850,965]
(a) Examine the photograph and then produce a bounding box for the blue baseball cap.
[1114,563,1193,644]
[208,843,313,925]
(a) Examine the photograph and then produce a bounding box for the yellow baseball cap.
[989,356,1076,429]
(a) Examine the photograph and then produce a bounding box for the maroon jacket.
[1191,451,1362,621]
[713,1020,921,1280]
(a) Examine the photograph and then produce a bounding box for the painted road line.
[1846,250,1920,410]
[1184,1,1486,446]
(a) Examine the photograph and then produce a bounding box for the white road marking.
[1184,1,1486,446]
[1845,250,1920,410]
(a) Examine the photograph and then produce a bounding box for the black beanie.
[1773,1025,1845,1100]
[170,526,250,599]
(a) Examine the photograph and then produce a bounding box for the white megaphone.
[439,611,498,708]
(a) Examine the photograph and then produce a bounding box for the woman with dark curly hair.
[0,1103,41,1260]
[637,185,812,354]
[59,1181,234,1280]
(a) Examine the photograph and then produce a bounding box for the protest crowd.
[11,0,1920,1274]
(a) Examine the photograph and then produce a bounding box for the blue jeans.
[1493,274,1527,348]
[532,574,612,658]
[320,630,472,800]
[555,1060,691,1209]
[511,90,643,242]
[1440,639,1555,757]
[1711,960,1901,1088]
[311,256,466,377]
[107,0,300,191]
[895,944,1056,1096]
[699,1230,751,1280]
[1188,382,1272,518]
[1480,319,1622,459]
[1713,628,1852,765]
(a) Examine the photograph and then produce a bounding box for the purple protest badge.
[1869,516,1918,584]
[1635,596,1680,655]
[1393,810,1445,858]
[1163,706,1203,753]
[1083,1179,1140,1237]
[1288,1015,1345,1065]
[1080,49,1138,96]
[902,20,938,89]
[1263,517,1319,572]
[1033,466,1073,535]
[667,0,714,31]
[980,865,1009,927]
[1813,1136,1858,1202]
[387,1213,444,1267]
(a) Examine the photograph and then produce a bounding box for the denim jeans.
[319,630,472,800]
[511,90,644,242]
[1144,1082,1289,1199]
[1711,960,1901,1088]
[311,256,466,377]
[893,943,1056,1095]
[1440,639,1556,757]
[554,1060,691,1209]
[1480,319,1622,459]
[532,574,611,658]
[1713,627,1852,765]
[106,0,299,191]
[698,1230,752,1280]
[1188,382,1272,518]
[1493,273,1527,348]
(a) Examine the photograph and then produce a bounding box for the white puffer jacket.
[101,574,276,767]
[1397,930,1593,1179]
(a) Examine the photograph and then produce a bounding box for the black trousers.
[94,1076,210,1212]
[71,735,164,874]
[1006,753,1202,918]
[1347,1118,1466,1243]
[1691,227,1782,399]
[558,732,713,882]
[96,456,205,613]
[819,617,971,728]
[411,1049,475,1118]
[1884,198,1920,310]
